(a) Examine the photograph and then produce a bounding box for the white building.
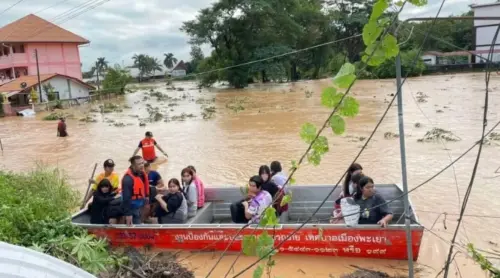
[170,60,187,77]
[421,52,439,65]
[471,2,500,63]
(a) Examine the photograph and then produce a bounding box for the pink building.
[0,14,89,85]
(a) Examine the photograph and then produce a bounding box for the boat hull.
[87,225,423,260]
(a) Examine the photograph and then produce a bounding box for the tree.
[102,64,132,94]
[94,57,108,90]
[132,54,149,82]
[189,46,204,73]
[163,53,177,69]
[147,57,163,77]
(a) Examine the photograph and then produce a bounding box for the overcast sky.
[0,0,494,71]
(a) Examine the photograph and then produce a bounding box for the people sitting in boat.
[270,161,287,188]
[340,163,363,198]
[354,176,393,228]
[90,179,119,224]
[332,172,365,224]
[259,165,279,198]
[84,159,120,206]
[188,165,205,209]
[154,178,188,224]
[121,155,150,226]
[132,131,169,164]
[181,167,198,218]
[145,162,163,187]
[230,176,273,224]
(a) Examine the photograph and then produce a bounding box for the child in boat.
[270,161,287,189]
[230,176,273,224]
[154,178,188,224]
[259,165,279,198]
[187,165,205,209]
[181,167,198,218]
[354,176,393,228]
[90,179,119,224]
[331,172,364,224]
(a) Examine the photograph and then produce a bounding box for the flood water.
[1,72,500,277]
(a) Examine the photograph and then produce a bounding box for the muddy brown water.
[1,73,500,277]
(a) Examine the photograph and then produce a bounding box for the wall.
[39,76,90,102]
[421,55,436,65]
[473,5,500,63]
[171,69,186,77]
[0,43,84,79]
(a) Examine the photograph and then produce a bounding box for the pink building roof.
[0,14,89,44]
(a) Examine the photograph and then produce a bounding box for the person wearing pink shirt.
[188,165,205,208]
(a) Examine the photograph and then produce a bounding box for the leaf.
[242,235,257,256]
[382,34,399,58]
[289,177,296,185]
[409,0,428,6]
[299,123,317,144]
[363,43,387,66]
[280,194,292,206]
[256,231,276,259]
[339,96,360,117]
[253,265,264,278]
[362,21,383,46]
[260,207,278,227]
[312,136,329,155]
[370,0,389,22]
[320,87,342,108]
[307,151,322,166]
[333,63,356,89]
[329,115,345,135]
[395,0,404,6]
[289,160,298,172]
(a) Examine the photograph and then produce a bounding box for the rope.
[442,23,500,278]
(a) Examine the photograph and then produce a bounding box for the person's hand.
[155,194,164,200]
[125,216,133,226]
[114,194,121,199]
[162,151,168,158]
[377,218,389,228]
[242,201,249,208]
[247,192,256,198]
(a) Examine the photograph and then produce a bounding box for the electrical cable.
[442,23,500,278]
[34,0,72,14]
[0,0,25,16]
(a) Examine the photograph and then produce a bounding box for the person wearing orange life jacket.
[132,131,168,163]
[121,155,150,225]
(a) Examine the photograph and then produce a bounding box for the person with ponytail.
[341,163,363,198]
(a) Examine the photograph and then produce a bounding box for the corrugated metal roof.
[0,241,96,278]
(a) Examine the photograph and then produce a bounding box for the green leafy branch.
[468,244,500,277]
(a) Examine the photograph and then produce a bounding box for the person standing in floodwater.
[132,131,168,163]
[57,117,68,137]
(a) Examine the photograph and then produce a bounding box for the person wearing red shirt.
[57,117,68,137]
[132,131,168,163]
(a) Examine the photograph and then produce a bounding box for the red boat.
[71,184,423,260]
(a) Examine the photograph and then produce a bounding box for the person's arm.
[121,176,134,221]
[376,195,393,228]
[187,183,198,209]
[132,141,142,156]
[155,194,168,212]
[154,140,168,157]
[243,201,253,220]
[93,192,116,204]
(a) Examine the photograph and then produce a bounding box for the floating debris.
[42,112,73,121]
[414,122,421,128]
[202,106,216,120]
[384,132,399,139]
[416,92,428,103]
[417,128,461,142]
[226,97,249,113]
[305,90,313,98]
[79,115,97,123]
[99,103,123,113]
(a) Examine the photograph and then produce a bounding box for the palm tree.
[149,57,163,78]
[132,54,148,82]
[94,57,108,90]
[163,53,177,69]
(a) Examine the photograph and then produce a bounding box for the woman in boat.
[331,172,365,224]
[259,165,279,198]
[354,176,393,228]
[187,165,205,209]
[154,178,188,224]
[230,176,273,224]
[90,179,118,224]
[340,163,363,198]
[181,167,198,218]
[270,161,287,188]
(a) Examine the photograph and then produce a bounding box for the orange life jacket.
[123,168,150,200]
[140,138,156,161]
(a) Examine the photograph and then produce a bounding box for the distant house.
[0,14,89,85]
[0,73,94,115]
[471,2,500,63]
[170,61,187,77]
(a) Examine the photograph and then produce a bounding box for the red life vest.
[140,138,156,161]
[123,168,150,200]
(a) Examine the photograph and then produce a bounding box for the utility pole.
[34,49,42,102]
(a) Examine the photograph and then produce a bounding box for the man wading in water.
[57,117,68,137]
[132,131,168,163]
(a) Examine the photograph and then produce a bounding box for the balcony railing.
[0,53,28,67]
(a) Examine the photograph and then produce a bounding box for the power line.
[0,0,25,16]
[205,2,412,276]
[34,0,72,15]
[442,23,500,278]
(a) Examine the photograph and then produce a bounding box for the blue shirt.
[148,170,162,187]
